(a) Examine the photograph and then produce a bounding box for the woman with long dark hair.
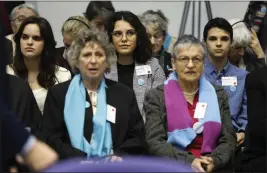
[105,11,165,121]
[7,16,71,114]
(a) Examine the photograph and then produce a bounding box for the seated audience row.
[4,1,266,172]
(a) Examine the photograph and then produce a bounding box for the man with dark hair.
[203,17,248,148]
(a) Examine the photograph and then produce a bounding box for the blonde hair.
[61,16,91,37]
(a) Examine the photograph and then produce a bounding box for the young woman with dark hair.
[7,16,71,114]
[105,11,165,121]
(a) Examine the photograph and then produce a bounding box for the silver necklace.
[183,88,199,96]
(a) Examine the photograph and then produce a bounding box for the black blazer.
[237,66,267,172]
[155,50,172,77]
[42,78,146,160]
[7,74,42,136]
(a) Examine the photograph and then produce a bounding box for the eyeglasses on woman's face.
[111,29,137,41]
[175,56,203,66]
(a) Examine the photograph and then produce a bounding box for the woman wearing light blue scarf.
[42,29,146,161]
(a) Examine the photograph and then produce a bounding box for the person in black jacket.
[42,28,145,160]
[236,66,267,172]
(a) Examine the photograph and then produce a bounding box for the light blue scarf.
[64,74,112,159]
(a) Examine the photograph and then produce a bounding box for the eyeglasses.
[147,31,164,40]
[231,20,252,31]
[13,15,27,23]
[176,56,203,65]
[111,29,137,41]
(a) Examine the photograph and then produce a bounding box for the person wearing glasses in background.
[144,35,236,173]
[6,3,39,61]
[203,18,248,151]
[227,19,266,72]
[139,10,173,77]
[105,11,165,121]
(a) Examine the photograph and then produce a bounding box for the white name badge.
[135,65,152,76]
[194,102,207,119]
[107,104,116,124]
[221,76,237,86]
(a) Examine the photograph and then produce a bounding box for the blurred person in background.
[227,18,266,72]
[56,15,91,74]
[6,3,39,61]
[84,1,115,31]
[139,10,173,77]
[236,66,267,172]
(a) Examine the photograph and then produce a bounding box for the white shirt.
[6,65,72,114]
[86,89,98,115]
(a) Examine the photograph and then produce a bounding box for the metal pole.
[198,1,201,39]
[178,1,191,38]
[192,1,195,35]
[205,1,213,20]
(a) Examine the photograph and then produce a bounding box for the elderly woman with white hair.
[228,19,266,72]
[42,29,146,160]
[139,10,173,77]
[144,35,236,172]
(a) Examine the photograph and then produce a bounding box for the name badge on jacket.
[194,102,207,119]
[135,65,152,76]
[221,76,237,86]
[107,104,116,124]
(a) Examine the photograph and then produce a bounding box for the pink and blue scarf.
[164,72,221,154]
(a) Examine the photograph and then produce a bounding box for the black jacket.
[7,74,42,136]
[243,48,266,72]
[237,66,267,172]
[155,49,172,77]
[42,78,146,160]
